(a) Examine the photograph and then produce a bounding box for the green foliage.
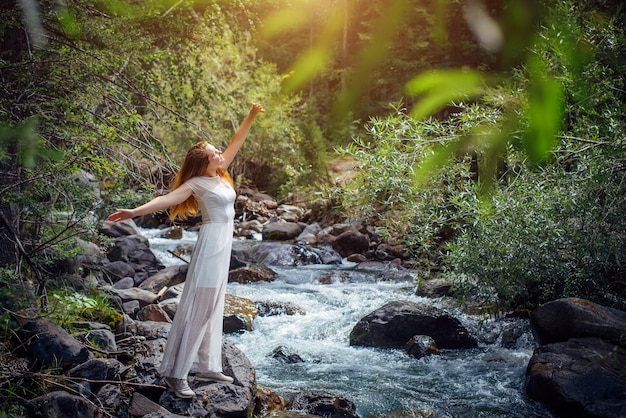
[446,0,626,312]
[45,289,122,331]
[336,103,492,265]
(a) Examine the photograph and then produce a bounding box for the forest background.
[0,0,624,339]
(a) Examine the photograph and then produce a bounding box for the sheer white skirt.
[158,220,233,379]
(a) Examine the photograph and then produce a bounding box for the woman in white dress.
[107,103,264,398]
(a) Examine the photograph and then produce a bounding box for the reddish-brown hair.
[169,141,233,220]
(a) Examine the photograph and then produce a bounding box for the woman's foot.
[163,377,195,398]
[195,371,234,384]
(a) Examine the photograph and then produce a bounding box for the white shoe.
[195,371,234,384]
[163,377,195,398]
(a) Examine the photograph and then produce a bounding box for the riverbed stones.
[349,300,477,349]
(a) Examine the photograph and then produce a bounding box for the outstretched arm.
[107,184,193,222]
[221,102,265,169]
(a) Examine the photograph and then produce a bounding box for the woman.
[108,103,264,398]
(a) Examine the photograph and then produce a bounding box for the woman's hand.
[250,102,265,115]
[107,209,135,222]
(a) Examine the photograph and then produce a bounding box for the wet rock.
[229,264,278,284]
[224,294,259,333]
[18,318,92,371]
[270,346,305,364]
[405,335,438,359]
[526,337,626,418]
[288,390,359,418]
[161,225,183,240]
[349,300,477,349]
[26,391,98,418]
[255,385,286,416]
[257,301,305,317]
[531,297,626,345]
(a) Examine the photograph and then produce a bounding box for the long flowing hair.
[169,141,233,221]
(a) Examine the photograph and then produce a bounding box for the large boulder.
[530,297,626,345]
[349,300,477,349]
[526,337,626,418]
[18,318,92,371]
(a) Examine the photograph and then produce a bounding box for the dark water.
[145,229,554,418]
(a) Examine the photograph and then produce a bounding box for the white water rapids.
[142,228,554,417]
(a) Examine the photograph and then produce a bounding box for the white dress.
[158,175,236,379]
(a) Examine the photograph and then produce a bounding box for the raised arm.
[107,184,193,222]
[221,102,264,169]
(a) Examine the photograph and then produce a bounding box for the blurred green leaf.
[406,69,486,120]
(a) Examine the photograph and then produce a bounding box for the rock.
[224,294,259,333]
[161,225,183,240]
[68,358,123,385]
[139,264,188,294]
[113,276,134,289]
[106,234,165,282]
[73,328,117,352]
[288,390,359,418]
[228,264,278,284]
[416,277,455,298]
[99,219,142,237]
[526,337,626,418]
[129,392,171,417]
[106,286,159,307]
[405,335,438,359]
[96,383,124,412]
[137,304,172,323]
[296,223,322,245]
[255,385,286,416]
[349,300,477,349]
[18,318,92,371]
[262,222,304,241]
[270,346,305,364]
[135,320,171,340]
[256,301,305,317]
[102,260,136,282]
[26,391,98,418]
[161,339,257,418]
[332,230,370,257]
[531,297,626,345]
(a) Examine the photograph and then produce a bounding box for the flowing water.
[143,228,553,418]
